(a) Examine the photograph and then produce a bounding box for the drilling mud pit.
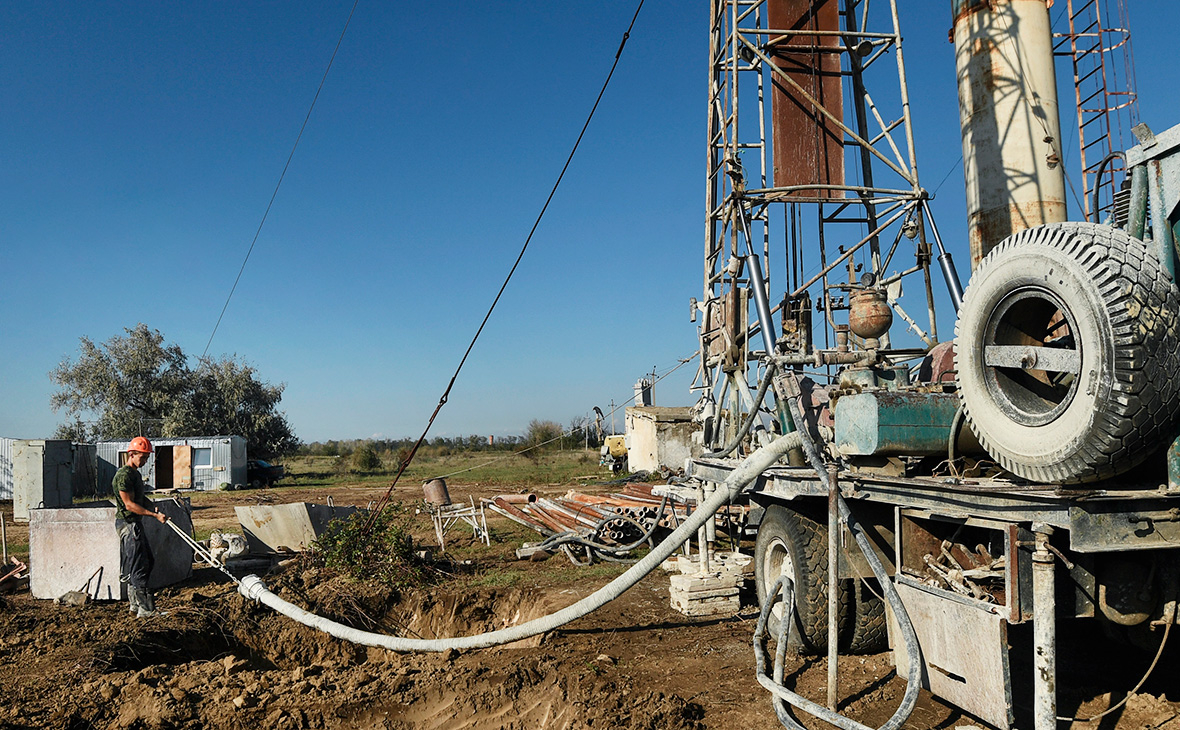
[5,487,1180,730]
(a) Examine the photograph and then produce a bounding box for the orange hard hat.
[128,436,153,454]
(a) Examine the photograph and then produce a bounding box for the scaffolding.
[694,0,955,451]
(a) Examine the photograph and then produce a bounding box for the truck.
[683,2,1180,729]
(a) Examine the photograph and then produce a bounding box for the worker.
[114,436,169,618]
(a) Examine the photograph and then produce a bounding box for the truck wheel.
[251,479,262,490]
[956,222,1180,483]
[754,504,849,653]
[844,580,887,654]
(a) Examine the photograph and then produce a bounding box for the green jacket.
[113,465,148,523]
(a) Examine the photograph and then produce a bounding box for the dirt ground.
[4,481,1180,730]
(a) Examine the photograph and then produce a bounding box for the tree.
[50,324,298,458]
[525,419,563,448]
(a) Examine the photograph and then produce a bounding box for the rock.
[232,696,246,709]
[98,685,118,701]
[266,709,286,725]
[443,648,459,662]
[54,591,89,607]
[223,655,248,676]
[595,654,617,666]
[170,688,188,703]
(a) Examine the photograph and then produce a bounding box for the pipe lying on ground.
[238,431,803,652]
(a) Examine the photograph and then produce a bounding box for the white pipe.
[238,431,803,652]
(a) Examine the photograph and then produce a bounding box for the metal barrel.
[422,478,451,506]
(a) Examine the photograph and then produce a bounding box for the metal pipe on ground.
[494,493,537,504]
[238,431,804,652]
[487,498,554,536]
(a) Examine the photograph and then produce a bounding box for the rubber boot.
[125,583,140,615]
[136,589,168,618]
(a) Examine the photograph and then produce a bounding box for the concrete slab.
[235,503,363,555]
[29,498,194,600]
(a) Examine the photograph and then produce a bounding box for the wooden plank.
[173,445,191,489]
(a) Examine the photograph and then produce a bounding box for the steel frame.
[695,0,946,450]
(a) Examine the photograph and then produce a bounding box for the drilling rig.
[686,1,1180,728]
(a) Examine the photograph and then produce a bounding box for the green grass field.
[280,448,606,489]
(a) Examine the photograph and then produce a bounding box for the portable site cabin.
[2,439,98,519]
[96,436,246,492]
[0,438,13,500]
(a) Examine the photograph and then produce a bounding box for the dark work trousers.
[115,519,154,590]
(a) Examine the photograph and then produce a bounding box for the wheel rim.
[981,286,1082,427]
[762,535,794,622]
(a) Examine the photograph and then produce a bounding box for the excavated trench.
[81,570,707,730]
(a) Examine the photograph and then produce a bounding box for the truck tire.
[955,222,1180,483]
[844,580,887,654]
[754,504,849,653]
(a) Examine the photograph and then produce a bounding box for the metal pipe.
[1,513,6,566]
[705,482,717,560]
[486,499,553,535]
[697,484,711,573]
[745,253,777,354]
[922,201,965,311]
[827,464,839,711]
[1148,160,1177,281]
[1128,164,1148,240]
[1032,524,1057,730]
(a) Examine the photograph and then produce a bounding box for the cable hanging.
[365,0,648,528]
[202,0,361,359]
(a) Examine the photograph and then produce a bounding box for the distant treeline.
[295,418,607,459]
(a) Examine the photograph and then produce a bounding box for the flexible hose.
[705,362,778,459]
[238,430,803,652]
[764,389,922,730]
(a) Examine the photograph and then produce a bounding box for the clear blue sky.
[3,1,1179,443]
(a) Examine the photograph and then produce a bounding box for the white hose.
[238,431,803,652]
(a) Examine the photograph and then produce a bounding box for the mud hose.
[757,392,922,730]
[704,361,777,459]
[238,431,804,652]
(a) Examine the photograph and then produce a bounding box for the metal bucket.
[422,478,451,506]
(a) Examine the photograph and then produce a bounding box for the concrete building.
[96,436,246,492]
[624,406,697,473]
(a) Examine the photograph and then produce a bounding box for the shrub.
[352,442,382,472]
[311,508,434,588]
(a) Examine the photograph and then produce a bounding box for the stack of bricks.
[668,570,743,616]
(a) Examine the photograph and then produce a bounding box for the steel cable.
[365,0,648,528]
[202,0,361,359]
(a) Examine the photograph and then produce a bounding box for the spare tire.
[955,222,1180,484]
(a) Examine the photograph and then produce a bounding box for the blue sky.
[3,1,1180,443]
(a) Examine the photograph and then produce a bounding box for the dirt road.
[2,481,1179,729]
